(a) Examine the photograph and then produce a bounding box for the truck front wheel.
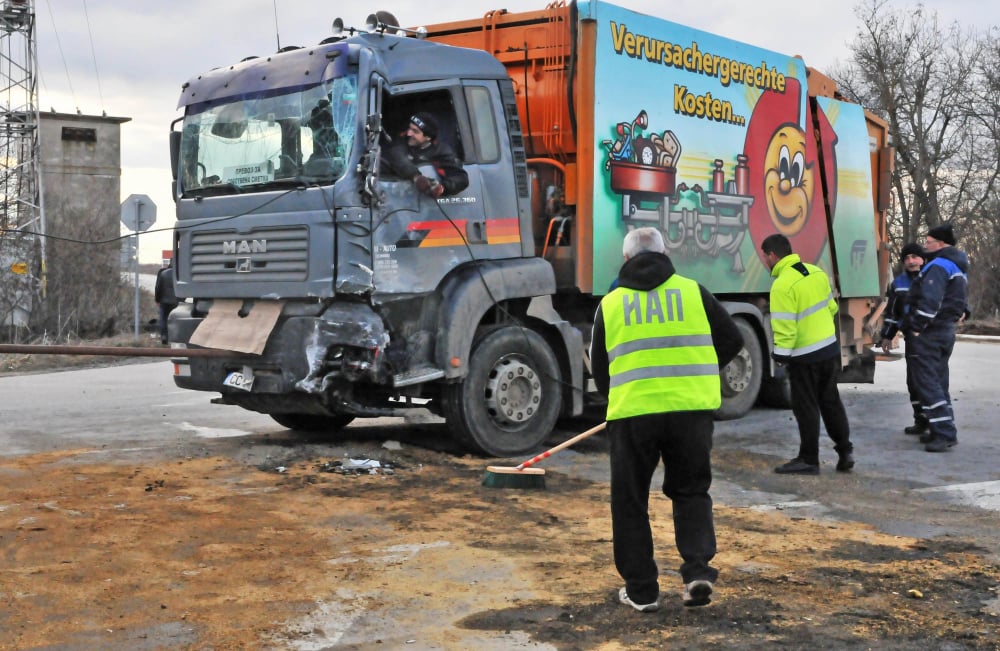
[714,318,762,420]
[444,326,562,457]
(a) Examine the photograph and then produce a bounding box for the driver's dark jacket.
[382,139,469,196]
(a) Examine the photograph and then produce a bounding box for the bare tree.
[958,28,1000,317]
[833,1,999,316]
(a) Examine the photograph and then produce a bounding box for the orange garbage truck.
[167,0,892,455]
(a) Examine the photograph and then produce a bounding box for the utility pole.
[0,0,43,331]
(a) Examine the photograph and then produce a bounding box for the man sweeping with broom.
[590,227,741,611]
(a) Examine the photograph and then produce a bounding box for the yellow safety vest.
[601,274,721,420]
[768,254,838,358]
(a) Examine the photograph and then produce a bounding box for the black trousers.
[907,324,957,441]
[158,303,177,343]
[903,334,925,423]
[788,356,852,465]
[608,411,718,604]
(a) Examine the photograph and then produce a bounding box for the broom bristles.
[482,465,547,489]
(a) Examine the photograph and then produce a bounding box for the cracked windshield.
[179,75,357,194]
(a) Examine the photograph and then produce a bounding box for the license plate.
[223,370,254,391]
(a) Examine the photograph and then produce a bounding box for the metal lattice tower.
[0,0,42,328]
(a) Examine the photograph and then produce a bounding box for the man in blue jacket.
[879,243,926,435]
[904,223,969,452]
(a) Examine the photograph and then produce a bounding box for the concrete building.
[39,110,131,243]
[36,110,132,334]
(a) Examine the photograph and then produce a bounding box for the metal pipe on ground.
[0,345,239,358]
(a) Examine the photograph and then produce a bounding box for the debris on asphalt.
[316,458,396,476]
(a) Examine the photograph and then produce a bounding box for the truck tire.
[443,326,562,457]
[714,318,762,420]
[270,413,355,432]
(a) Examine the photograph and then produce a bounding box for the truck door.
[372,82,521,295]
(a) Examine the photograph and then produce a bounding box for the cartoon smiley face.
[763,124,814,236]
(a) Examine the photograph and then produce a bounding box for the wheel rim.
[721,347,752,396]
[484,355,542,428]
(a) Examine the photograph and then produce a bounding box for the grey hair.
[623,227,666,258]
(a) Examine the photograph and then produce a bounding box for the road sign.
[120,194,157,232]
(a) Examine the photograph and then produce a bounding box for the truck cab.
[169,31,582,456]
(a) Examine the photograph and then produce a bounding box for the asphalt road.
[2,339,999,545]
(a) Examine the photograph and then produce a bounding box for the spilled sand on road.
[1,447,998,650]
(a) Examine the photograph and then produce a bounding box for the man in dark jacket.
[879,242,926,435]
[591,227,742,612]
[381,112,469,198]
[904,223,969,452]
[154,261,178,345]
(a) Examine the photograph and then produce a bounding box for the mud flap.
[839,347,876,383]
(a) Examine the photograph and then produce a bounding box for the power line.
[43,0,77,110]
[81,0,105,111]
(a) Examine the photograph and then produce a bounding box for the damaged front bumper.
[170,299,395,415]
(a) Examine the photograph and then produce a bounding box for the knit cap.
[900,242,925,260]
[927,223,956,245]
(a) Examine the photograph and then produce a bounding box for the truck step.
[393,366,445,387]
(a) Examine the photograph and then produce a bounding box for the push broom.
[482,422,607,489]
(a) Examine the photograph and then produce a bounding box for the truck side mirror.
[169,131,181,182]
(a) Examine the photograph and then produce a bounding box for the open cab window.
[179,74,358,196]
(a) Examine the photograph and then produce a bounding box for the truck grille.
[190,226,308,282]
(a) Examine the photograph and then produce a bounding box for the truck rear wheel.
[270,413,355,432]
[715,318,762,420]
[444,326,562,457]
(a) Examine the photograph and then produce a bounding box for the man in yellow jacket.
[591,227,742,611]
[761,234,854,475]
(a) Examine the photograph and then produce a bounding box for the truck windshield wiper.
[246,178,311,191]
[185,182,244,197]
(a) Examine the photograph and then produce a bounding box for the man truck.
[167,0,892,456]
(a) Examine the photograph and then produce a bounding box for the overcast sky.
[35,0,996,262]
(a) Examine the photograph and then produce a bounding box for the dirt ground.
[2,438,998,650]
[2,331,1000,649]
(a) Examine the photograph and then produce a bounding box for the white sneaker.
[618,587,659,612]
[682,580,713,607]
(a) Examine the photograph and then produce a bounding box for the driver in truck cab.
[381,112,468,198]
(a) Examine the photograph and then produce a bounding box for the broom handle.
[515,422,607,471]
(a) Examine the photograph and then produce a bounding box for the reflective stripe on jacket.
[769,254,838,362]
[906,253,968,333]
[879,271,914,341]
[601,273,721,420]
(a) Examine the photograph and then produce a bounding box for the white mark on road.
[914,480,1000,512]
[175,421,252,438]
